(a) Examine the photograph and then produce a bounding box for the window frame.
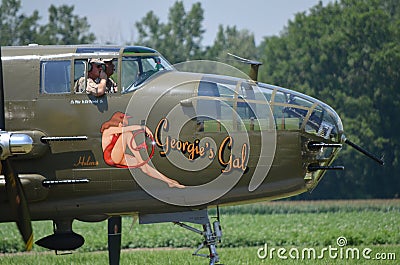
[40,60,72,95]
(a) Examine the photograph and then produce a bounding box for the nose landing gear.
[140,208,223,264]
[174,220,222,265]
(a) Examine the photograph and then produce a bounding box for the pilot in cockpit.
[74,58,107,97]
[103,58,118,93]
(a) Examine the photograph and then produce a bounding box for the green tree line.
[1,0,398,198]
[0,0,94,45]
[258,0,399,199]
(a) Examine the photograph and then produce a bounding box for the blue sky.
[20,0,332,46]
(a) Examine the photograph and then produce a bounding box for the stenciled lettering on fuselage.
[155,118,248,173]
[70,99,105,105]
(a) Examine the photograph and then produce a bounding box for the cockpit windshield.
[121,55,173,93]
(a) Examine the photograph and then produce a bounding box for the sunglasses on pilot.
[93,64,106,71]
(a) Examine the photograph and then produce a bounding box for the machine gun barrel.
[308,165,344,171]
[345,139,384,166]
[308,142,342,150]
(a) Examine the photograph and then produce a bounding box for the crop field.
[0,200,399,264]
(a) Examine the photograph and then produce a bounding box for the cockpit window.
[73,59,86,93]
[73,58,118,95]
[121,55,173,93]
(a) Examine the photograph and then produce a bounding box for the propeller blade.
[3,159,34,250]
[108,216,122,265]
[1,46,33,250]
[0,46,5,129]
[344,138,384,166]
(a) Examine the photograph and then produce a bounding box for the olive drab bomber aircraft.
[0,45,383,265]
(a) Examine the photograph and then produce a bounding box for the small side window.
[40,61,71,94]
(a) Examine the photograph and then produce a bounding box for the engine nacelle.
[0,130,47,159]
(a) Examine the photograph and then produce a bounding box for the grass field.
[1,200,399,264]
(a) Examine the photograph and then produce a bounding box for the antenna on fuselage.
[227,53,262,81]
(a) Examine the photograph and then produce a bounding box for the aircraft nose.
[280,92,344,143]
[311,102,344,143]
[258,84,344,143]
[314,103,383,165]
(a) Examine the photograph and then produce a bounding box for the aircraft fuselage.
[0,45,344,223]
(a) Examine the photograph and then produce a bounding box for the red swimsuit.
[103,130,154,168]
[103,134,128,168]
